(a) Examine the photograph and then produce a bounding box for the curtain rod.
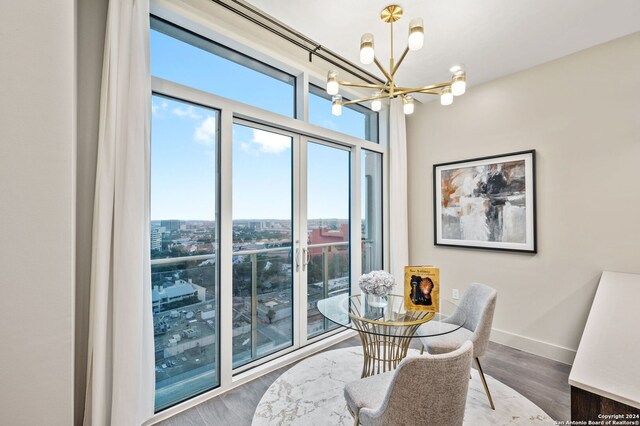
[209,0,385,85]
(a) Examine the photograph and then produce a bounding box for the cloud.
[321,119,338,130]
[171,106,202,120]
[194,116,217,145]
[245,129,291,154]
[152,100,168,117]
[195,120,290,152]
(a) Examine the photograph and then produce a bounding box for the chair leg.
[474,357,495,410]
[348,406,359,426]
[420,344,424,355]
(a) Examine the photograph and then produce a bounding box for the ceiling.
[244,0,640,100]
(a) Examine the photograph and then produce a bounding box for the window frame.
[151,15,298,118]
[229,119,297,372]
[360,148,384,274]
[149,93,223,410]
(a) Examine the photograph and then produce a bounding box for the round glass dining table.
[317,293,466,378]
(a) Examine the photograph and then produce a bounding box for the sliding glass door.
[230,125,353,368]
[306,142,351,338]
[231,123,295,368]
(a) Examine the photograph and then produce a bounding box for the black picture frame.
[433,149,537,253]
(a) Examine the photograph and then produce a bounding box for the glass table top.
[316,294,466,338]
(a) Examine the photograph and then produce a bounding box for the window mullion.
[296,136,309,347]
[218,107,234,389]
[351,145,362,293]
[296,71,308,121]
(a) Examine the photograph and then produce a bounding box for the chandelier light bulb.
[326,70,339,95]
[360,33,375,65]
[449,64,464,75]
[450,65,466,96]
[408,18,424,51]
[403,95,414,115]
[331,94,343,116]
[371,91,383,111]
[451,74,466,96]
[440,87,453,106]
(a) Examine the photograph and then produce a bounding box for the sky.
[150,28,372,221]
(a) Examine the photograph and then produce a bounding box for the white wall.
[0,1,76,425]
[406,32,640,364]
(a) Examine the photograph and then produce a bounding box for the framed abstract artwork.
[433,150,537,253]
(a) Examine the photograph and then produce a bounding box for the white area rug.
[252,347,555,426]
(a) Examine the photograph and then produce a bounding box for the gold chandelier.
[326,4,466,115]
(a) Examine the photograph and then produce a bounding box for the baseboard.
[490,327,576,365]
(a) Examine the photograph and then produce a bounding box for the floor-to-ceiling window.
[150,96,220,410]
[149,12,386,413]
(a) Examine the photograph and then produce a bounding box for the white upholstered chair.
[344,341,473,426]
[419,283,498,409]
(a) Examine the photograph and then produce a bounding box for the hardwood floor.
[158,337,571,425]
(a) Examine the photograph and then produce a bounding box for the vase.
[365,293,388,308]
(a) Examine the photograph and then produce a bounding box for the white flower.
[358,270,396,296]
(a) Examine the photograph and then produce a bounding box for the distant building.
[151,227,162,251]
[256,295,292,323]
[160,220,181,232]
[308,223,349,255]
[162,324,215,358]
[152,279,206,313]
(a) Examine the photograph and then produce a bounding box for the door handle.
[295,248,301,271]
[302,247,310,271]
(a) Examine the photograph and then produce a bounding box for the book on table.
[404,266,440,312]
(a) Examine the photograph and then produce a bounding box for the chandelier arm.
[338,91,390,106]
[391,46,410,76]
[338,81,389,90]
[393,81,452,96]
[373,57,393,84]
[389,20,395,73]
[337,87,446,107]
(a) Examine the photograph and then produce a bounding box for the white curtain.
[84,0,154,425]
[389,98,409,291]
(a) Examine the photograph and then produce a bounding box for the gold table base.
[349,295,433,378]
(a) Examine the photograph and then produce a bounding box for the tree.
[267,309,276,324]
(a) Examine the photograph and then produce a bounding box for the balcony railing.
[306,241,350,338]
[231,246,293,366]
[150,239,376,368]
